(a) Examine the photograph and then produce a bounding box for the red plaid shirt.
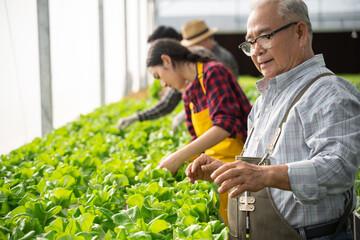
[183,61,251,142]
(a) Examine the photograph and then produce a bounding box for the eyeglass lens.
[241,37,272,56]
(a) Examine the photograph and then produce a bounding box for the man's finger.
[201,160,220,172]
[213,167,244,185]
[185,163,192,176]
[228,185,246,198]
[210,162,237,180]
[191,153,206,173]
[217,175,243,194]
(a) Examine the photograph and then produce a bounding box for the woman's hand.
[159,126,230,176]
[158,152,185,175]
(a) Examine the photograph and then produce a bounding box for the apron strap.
[240,72,334,157]
[190,62,205,109]
[330,188,353,240]
[265,72,334,154]
[197,62,206,94]
[240,111,260,156]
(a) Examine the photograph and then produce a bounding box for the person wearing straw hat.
[181,19,239,78]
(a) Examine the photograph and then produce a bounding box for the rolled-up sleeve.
[204,65,243,137]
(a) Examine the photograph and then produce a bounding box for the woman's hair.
[146,38,214,68]
[250,0,312,40]
[147,26,182,43]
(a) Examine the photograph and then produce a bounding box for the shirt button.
[265,108,269,112]
[255,137,259,141]
[277,89,281,93]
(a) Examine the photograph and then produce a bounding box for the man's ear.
[296,22,309,47]
[161,54,172,67]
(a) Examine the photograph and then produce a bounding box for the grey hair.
[250,0,312,40]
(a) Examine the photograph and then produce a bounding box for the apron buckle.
[239,204,255,212]
[240,196,255,204]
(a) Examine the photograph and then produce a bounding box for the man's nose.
[251,42,265,56]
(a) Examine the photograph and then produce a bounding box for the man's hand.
[116,114,139,131]
[185,154,225,184]
[210,161,290,198]
[172,110,186,132]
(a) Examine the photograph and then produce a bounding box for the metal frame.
[37,0,53,136]
[99,0,105,105]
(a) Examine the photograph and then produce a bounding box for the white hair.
[249,0,312,39]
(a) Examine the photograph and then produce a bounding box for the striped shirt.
[243,54,360,228]
[137,88,182,121]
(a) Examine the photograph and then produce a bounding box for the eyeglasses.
[238,22,298,57]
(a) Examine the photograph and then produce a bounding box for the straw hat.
[180,19,218,47]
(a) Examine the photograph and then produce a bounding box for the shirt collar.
[256,54,325,95]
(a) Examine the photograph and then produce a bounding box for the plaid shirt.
[183,61,251,142]
[244,54,360,228]
[137,88,182,121]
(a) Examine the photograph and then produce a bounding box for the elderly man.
[186,0,360,239]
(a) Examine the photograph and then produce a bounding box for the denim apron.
[190,62,244,225]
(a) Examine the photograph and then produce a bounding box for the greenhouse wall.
[0,0,42,156]
[0,0,154,155]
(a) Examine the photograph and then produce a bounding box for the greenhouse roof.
[156,0,360,33]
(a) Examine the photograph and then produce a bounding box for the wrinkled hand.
[158,152,184,176]
[210,160,267,198]
[172,110,186,132]
[185,154,225,184]
[116,114,139,131]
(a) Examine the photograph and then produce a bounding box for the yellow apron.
[189,62,244,225]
